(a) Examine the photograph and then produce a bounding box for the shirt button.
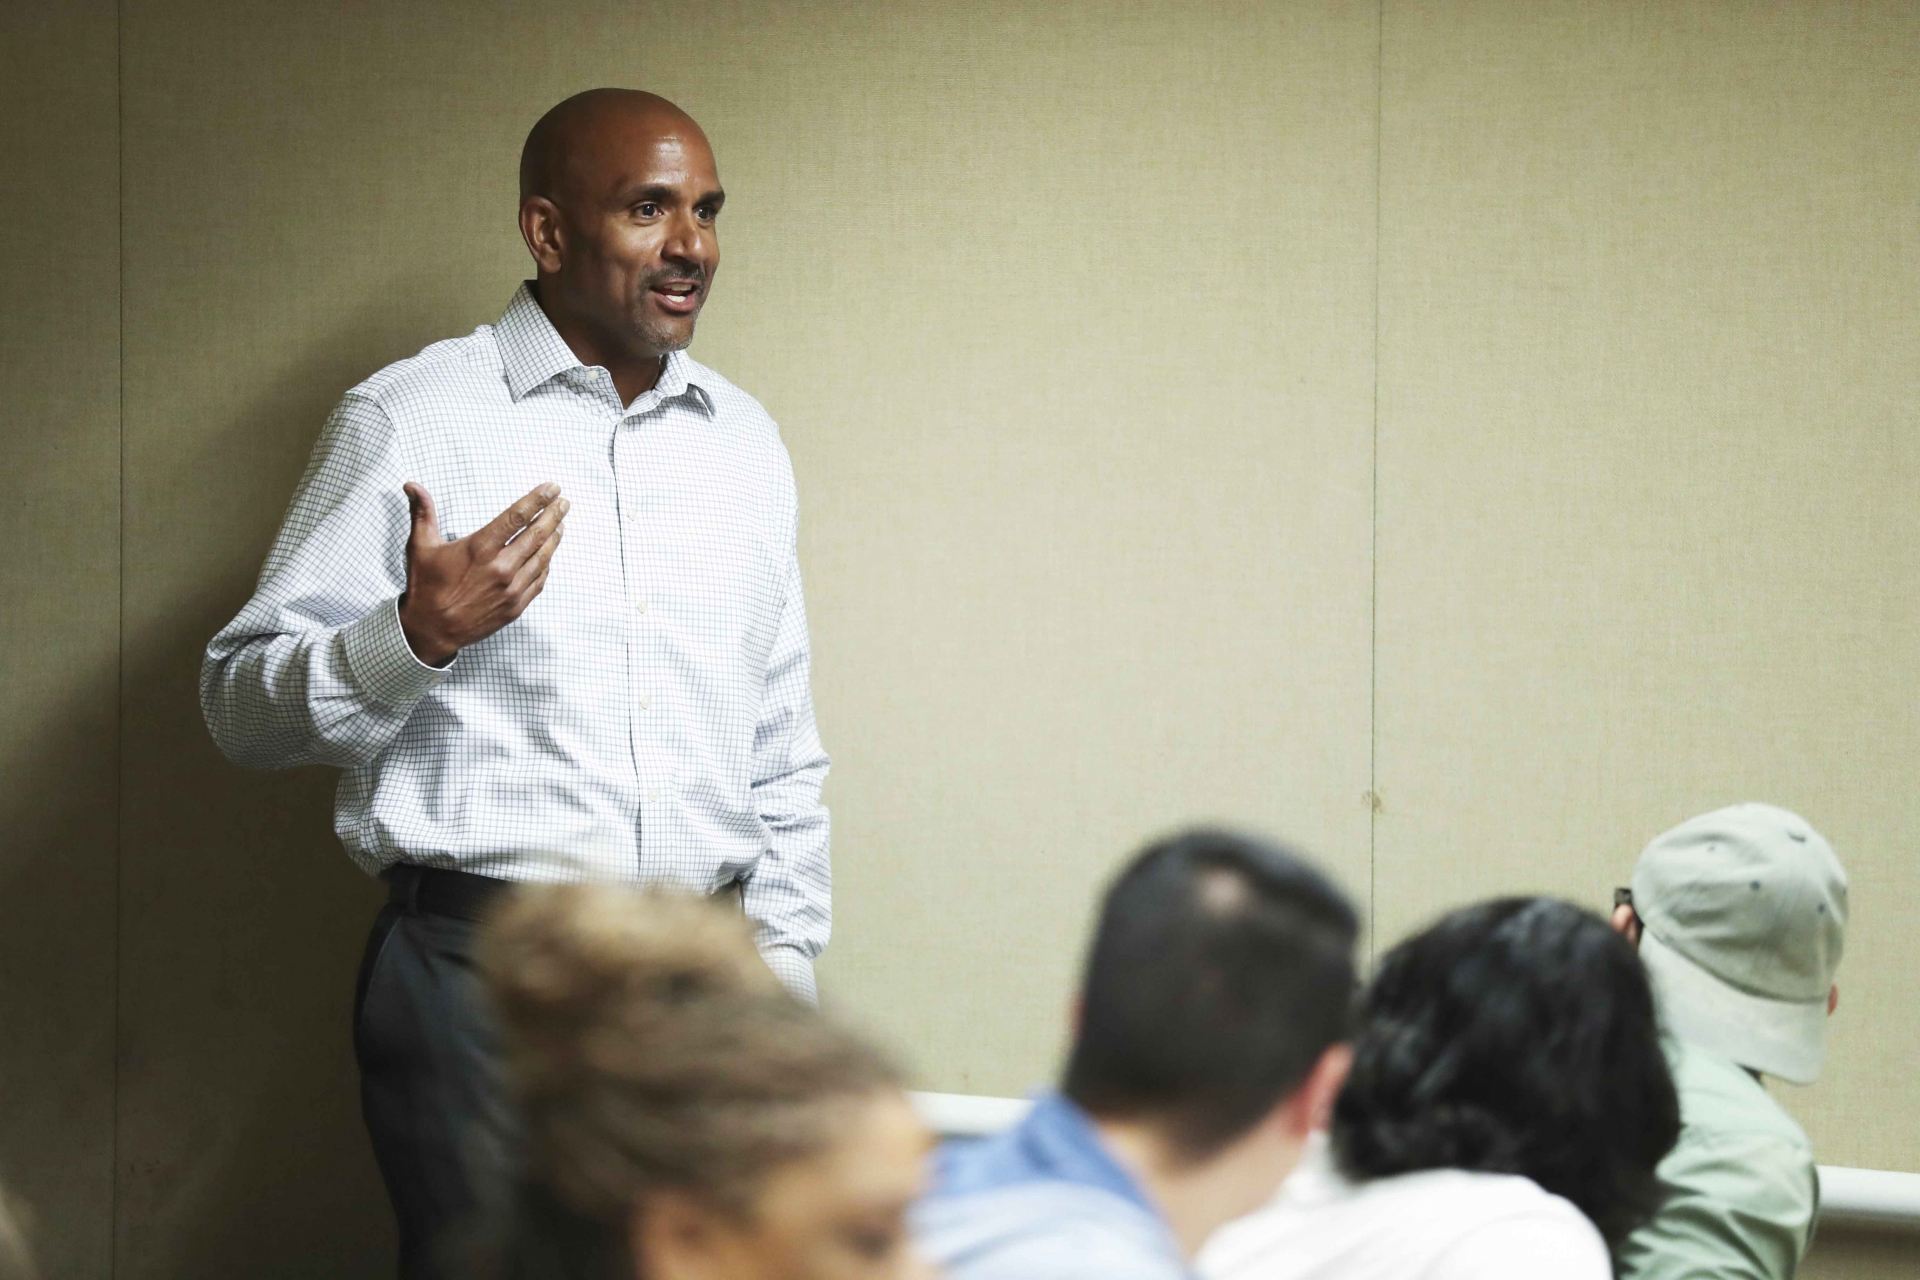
[636,598,649,613]
[647,788,660,803]
[640,696,652,710]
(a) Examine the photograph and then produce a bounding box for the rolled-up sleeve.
[742,531,832,1004]
[201,393,448,771]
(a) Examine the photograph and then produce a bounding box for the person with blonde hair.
[475,886,930,1280]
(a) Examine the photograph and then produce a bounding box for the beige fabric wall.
[1374,0,1919,1177]
[1804,1234,1920,1280]
[0,5,121,1278]
[1,1,1913,1275]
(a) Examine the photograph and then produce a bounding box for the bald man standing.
[202,90,832,1277]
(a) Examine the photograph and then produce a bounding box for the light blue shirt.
[914,1093,1191,1280]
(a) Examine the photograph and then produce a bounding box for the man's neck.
[531,280,665,406]
[1093,1116,1303,1259]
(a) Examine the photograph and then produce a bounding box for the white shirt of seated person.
[1196,1134,1610,1280]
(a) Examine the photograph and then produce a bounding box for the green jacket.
[1617,1038,1819,1280]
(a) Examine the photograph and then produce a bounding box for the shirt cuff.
[761,945,818,1006]
[341,596,453,711]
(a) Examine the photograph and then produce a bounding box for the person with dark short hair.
[915,828,1360,1280]
[1200,897,1680,1280]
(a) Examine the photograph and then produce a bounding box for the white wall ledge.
[909,1092,1920,1232]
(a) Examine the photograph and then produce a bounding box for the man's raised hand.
[397,481,568,665]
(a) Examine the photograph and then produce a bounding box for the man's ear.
[1609,903,1642,947]
[1275,1043,1353,1140]
[519,196,567,275]
[629,1188,724,1279]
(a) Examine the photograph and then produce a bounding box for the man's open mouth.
[650,281,702,315]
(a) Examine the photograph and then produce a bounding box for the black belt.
[384,864,748,921]
[384,864,512,922]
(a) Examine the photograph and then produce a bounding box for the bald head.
[515,89,725,400]
[519,89,710,205]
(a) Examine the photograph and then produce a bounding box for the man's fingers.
[508,521,563,596]
[511,566,554,618]
[500,496,568,571]
[403,482,444,551]
[506,562,553,620]
[476,482,560,553]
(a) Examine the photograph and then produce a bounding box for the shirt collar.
[938,1092,1158,1216]
[650,347,712,413]
[494,281,713,413]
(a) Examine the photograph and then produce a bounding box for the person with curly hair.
[1199,897,1680,1280]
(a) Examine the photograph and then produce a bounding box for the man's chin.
[635,313,698,354]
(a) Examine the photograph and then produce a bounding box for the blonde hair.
[479,885,898,1222]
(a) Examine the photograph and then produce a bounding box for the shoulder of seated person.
[944,1212,1186,1280]
[1670,1044,1814,1148]
[1357,1167,1585,1214]
[1427,1202,1610,1280]
[998,1236,1189,1280]
[1230,1166,1592,1240]
[1201,1170,1599,1280]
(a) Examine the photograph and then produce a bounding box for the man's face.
[547,118,723,356]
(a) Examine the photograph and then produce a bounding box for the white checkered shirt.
[202,283,829,999]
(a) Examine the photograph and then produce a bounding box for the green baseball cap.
[1631,803,1848,1084]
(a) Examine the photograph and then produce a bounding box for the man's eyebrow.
[623,183,679,205]
[618,183,726,208]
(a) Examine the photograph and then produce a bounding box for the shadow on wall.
[0,651,118,1279]
[103,296,493,1277]
[115,603,392,1279]
[0,586,388,1280]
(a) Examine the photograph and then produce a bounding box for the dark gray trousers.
[354,896,518,1279]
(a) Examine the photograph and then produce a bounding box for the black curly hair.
[1332,897,1679,1248]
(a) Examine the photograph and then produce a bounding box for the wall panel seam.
[1368,0,1384,961]
[112,0,124,1272]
